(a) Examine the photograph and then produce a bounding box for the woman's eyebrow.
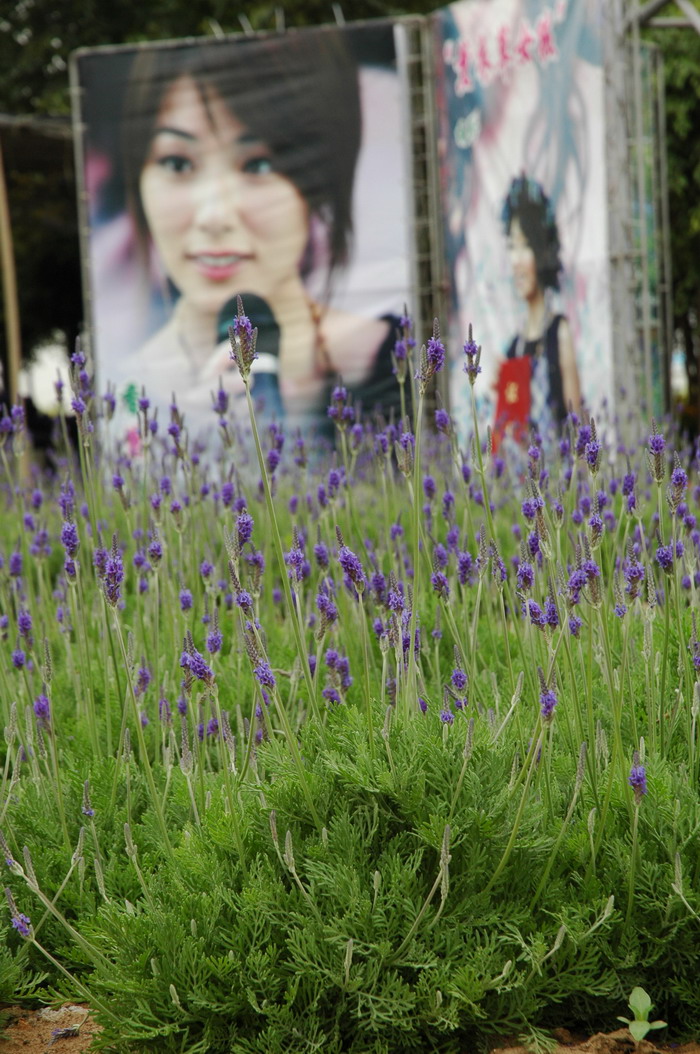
[152,126,197,141]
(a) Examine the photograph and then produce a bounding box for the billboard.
[72,23,414,444]
[433,0,613,444]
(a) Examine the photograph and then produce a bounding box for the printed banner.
[433,0,613,444]
[73,23,414,446]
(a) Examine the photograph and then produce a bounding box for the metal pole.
[625,0,675,29]
[674,0,700,35]
[0,135,21,407]
[656,50,674,412]
[631,9,655,415]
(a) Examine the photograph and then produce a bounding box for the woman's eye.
[242,155,273,176]
[157,155,193,175]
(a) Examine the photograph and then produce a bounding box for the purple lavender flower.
[179,588,193,612]
[516,560,534,593]
[539,687,558,721]
[457,551,473,586]
[180,647,214,685]
[254,661,276,689]
[236,512,254,548]
[648,431,665,455]
[17,610,32,640]
[648,426,666,483]
[440,708,455,725]
[103,539,124,607]
[463,326,482,385]
[585,439,601,473]
[525,600,545,628]
[415,319,445,392]
[228,299,257,381]
[327,386,354,429]
[628,762,648,802]
[655,544,673,574]
[11,912,32,938]
[33,694,51,727]
[337,540,365,591]
[431,570,450,599]
[451,668,467,692]
[313,541,329,568]
[435,408,451,433]
[135,663,152,697]
[235,590,253,615]
[11,649,26,670]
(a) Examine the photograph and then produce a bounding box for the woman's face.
[507,217,539,302]
[139,75,310,318]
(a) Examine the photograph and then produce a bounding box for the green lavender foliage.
[1,364,700,1050]
[3,701,700,1050]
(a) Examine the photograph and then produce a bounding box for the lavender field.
[1,314,699,1053]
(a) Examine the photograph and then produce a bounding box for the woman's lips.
[189,252,252,281]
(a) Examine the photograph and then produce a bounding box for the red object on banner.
[493,356,531,448]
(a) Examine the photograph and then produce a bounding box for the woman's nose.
[193,169,241,233]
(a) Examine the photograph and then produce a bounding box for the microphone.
[217,294,284,422]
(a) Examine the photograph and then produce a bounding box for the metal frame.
[622,0,694,416]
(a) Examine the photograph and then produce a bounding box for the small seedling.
[617,987,667,1045]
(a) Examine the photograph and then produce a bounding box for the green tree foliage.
[645,8,700,433]
[0,0,436,115]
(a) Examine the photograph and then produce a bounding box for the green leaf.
[629,1021,651,1044]
[629,986,653,1020]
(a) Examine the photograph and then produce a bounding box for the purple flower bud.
[435,408,451,433]
[254,661,276,689]
[33,694,51,726]
[628,762,648,802]
[236,512,254,548]
[11,912,32,938]
[60,520,79,558]
[338,544,365,590]
[103,540,124,607]
[451,668,467,692]
[539,687,558,721]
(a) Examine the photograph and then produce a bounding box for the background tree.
[644,11,700,436]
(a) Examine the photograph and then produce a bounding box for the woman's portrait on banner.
[493,175,581,443]
[434,0,612,446]
[75,24,413,444]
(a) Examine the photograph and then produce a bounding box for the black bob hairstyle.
[502,175,562,293]
[121,29,362,280]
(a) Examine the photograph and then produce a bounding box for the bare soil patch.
[493,1027,700,1054]
[2,1011,698,1054]
[0,1005,99,1054]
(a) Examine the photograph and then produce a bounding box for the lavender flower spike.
[415,318,446,394]
[228,296,257,383]
[336,527,365,592]
[629,754,648,803]
[463,324,482,385]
